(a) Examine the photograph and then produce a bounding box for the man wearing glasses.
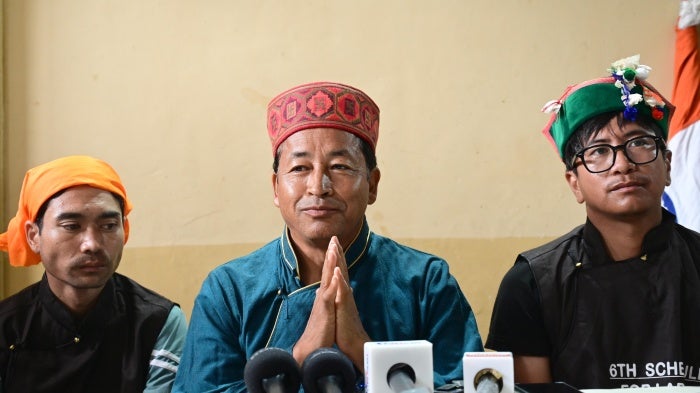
[486,55,700,390]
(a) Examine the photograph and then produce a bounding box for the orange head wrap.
[0,155,133,267]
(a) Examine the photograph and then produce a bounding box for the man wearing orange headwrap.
[0,155,187,393]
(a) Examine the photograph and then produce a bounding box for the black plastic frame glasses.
[573,135,664,173]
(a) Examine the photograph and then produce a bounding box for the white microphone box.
[463,352,514,393]
[364,340,434,393]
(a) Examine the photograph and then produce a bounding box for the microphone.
[364,340,433,393]
[386,363,430,393]
[473,368,503,393]
[463,352,514,393]
[244,347,301,393]
[301,347,356,393]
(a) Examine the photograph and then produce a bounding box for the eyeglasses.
[573,135,663,173]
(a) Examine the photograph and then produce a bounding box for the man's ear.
[24,220,41,253]
[272,173,280,208]
[663,149,672,186]
[367,168,381,205]
[565,170,585,204]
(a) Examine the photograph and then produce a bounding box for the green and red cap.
[541,55,675,159]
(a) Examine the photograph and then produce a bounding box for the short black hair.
[562,111,667,171]
[34,189,126,232]
[272,134,377,174]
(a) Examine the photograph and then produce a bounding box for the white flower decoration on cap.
[541,99,562,114]
[608,54,665,121]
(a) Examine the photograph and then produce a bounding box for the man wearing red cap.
[0,155,187,393]
[173,82,483,392]
[486,56,700,389]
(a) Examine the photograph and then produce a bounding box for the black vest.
[521,215,700,389]
[0,273,173,393]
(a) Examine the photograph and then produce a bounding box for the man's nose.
[610,147,636,173]
[307,170,332,196]
[80,226,102,253]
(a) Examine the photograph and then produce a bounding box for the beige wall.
[0,0,5,296]
[2,1,681,338]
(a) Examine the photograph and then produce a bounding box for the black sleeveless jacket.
[0,273,173,393]
[521,212,700,389]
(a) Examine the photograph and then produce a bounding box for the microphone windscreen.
[301,347,356,393]
[244,347,301,393]
[364,340,433,393]
[463,352,514,393]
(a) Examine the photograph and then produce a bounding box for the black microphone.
[387,363,430,393]
[244,347,301,393]
[301,347,356,393]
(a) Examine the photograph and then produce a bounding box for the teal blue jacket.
[174,220,482,392]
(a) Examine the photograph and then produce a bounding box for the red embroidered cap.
[267,82,380,155]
